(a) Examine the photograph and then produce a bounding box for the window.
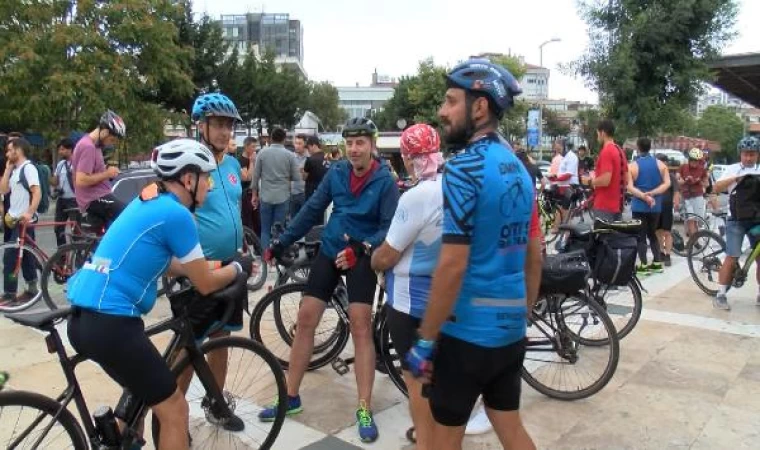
[232,27,239,38]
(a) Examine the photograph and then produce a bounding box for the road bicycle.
[0,274,287,449]
[686,225,760,297]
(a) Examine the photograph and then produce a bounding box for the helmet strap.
[186,172,201,214]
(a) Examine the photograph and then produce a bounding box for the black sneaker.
[662,254,672,267]
[201,395,245,432]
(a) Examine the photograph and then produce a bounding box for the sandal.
[406,426,416,444]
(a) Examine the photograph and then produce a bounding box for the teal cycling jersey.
[441,133,534,348]
[68,192,204,317]
[196,155,243,260]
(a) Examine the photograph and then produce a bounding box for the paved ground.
[2,231,760,449]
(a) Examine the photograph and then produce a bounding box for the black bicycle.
[0,275,287,449]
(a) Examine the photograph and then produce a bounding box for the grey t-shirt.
[252,144,300,205]
[291,153,308,195]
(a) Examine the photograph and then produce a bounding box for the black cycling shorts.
[385,306,421,371]
[428,335,526,427]
[85,194,126,232]
[67,307,176,406]
[658,202,674,231]
[304,252,377,305]
[186,286,246,340]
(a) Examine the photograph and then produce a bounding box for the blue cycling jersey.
[68,193,204,317]
[196,155,243,261]
[440,133,534,348]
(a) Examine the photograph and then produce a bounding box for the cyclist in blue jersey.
[406,59,542,450]
[175,92,250,431]
[259,117,399,443]
[67,139,253,450]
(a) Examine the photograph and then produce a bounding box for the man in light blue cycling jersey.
[406,59,543,450]
[67,139,253,449]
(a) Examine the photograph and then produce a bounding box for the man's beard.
[443,121,469,148]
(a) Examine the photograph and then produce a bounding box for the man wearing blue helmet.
[406,59,541,449]
[173,92,249,431]
[712,136,760,310]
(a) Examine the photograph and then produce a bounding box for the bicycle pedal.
[331,358,350,375]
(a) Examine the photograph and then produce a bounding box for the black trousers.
[632,212,661,265]
[54,197,80,246]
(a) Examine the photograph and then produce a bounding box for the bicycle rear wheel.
[687,230,726,297]
[250,283,349,370]
[376,306,408,397]
[0,390,87,449]
[153,337,287,450]
[672,213,709,257]
[588,279,643,341]
[0,242,46,312]
[523,294,619,401]
[41,241,95,310]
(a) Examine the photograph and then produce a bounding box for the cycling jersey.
[68,193,203,317]
[196,155,243,261]
[385,178,443,318]
[441,133,534,348]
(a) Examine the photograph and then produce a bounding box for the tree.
[542,107,571,139]
[571,0,738,136]
[303,81,346,131]
[255,52,309,134]
[659,106,698,136]
[407,59,448,126]
[375,76,416,130]
[577,108,602,153]
[697,105,744,161]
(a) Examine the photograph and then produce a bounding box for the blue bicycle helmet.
[738,136,760,153]
[445,59,522,117]
[191,93,242,122]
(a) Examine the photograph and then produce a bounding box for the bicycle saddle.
[558,222,593,237]
[5,307,72,330]
[593,218,642,234]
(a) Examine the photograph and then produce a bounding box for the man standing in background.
[290,134,309,218]
[51,138,79,246]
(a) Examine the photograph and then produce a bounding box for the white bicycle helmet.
[151,139,216,179]
[687,147,704,161]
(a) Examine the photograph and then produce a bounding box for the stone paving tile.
[690,405,760,450]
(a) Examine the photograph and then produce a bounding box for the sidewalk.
[2,255,759,449]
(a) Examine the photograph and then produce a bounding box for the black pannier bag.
[540,250,591,295]
[594,232,638,286]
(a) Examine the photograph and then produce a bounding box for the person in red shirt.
[590,119,628,221]
[677,148,709,238]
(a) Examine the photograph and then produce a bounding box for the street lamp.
[539,38,561,68]
[537,38,561,160]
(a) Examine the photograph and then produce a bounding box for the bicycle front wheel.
[0,390,88,449]
[376,306,408,397]
[41,241,94,310]
[672,213,709,257]
[687,230,726,297]
[523,294,620,401]
[0,242,46,312]
[153,337,287,450]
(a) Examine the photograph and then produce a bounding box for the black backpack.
[593,232,638,286]
[729,174,760,222]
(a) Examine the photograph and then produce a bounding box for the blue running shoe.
[258,395,303,422]
[356,401,378,443]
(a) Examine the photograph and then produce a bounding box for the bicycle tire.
[152,336,287,450]
[0,242,46,312]
[672,213,709,257]
[250,283,349,370]
[376,307,408,397]
[687,229,725,297]
[41,241,94,311]
[243,226,267,292]
[0,390,88,449]
[271,285,342,355]
[522,296,620,401]
[587,279,642,341]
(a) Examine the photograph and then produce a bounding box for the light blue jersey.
[196,155,243,261]
[68,193,203,317]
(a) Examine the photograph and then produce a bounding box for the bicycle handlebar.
[167,272,248,336]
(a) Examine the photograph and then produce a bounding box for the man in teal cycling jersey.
[407,59,542,450]
[174,92,249,432]
[68,139,253,449]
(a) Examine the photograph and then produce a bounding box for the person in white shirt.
[549,140,579,225]
[711,136,760,310]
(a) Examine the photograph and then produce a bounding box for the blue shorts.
[725,220,760,258]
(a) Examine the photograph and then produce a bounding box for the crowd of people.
[1,54,759,450]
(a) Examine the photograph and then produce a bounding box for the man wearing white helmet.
[67,139,254,449]
[678,148,709,240]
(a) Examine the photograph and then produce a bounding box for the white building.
[336,86,395,121]
[696,89,749,116]
[520,64,550,100]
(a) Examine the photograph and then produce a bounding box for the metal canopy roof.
[708,52,760,108]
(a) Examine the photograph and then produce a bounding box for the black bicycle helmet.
[99,110,126,138]
[342,117,378,139]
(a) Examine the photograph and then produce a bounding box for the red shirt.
[349,159,379,196]
[594,141,628,213]
[529,202,541,239]
[678,163,707,198]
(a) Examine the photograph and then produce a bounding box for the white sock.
[717,285,728,296]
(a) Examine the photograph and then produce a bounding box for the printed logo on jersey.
[208,176,215,190]
[227,173,238,185]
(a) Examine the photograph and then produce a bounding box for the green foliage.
[542,107,571,139]
[696,105,744,161]
[303,81,347,131]
[406,59,448,126]
[572,0,738,136]
[499,100,529,141]
[577,108,602,153]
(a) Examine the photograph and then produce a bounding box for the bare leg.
[152,389,189,450]
[348,304,375,405]
[431,423,466,450]
[207,330,231,390]
[404,371,435,449]
[286,296,326,396]
[485,407,536,450]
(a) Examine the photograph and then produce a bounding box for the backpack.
[593,232,638,286]
[19,162,52,214]
[730,174,760,222]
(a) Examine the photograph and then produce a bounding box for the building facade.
[521,64,550,100]
[337,86,395,121]
[217,13,306,78]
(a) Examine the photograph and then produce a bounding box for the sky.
[193,0,760,104]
